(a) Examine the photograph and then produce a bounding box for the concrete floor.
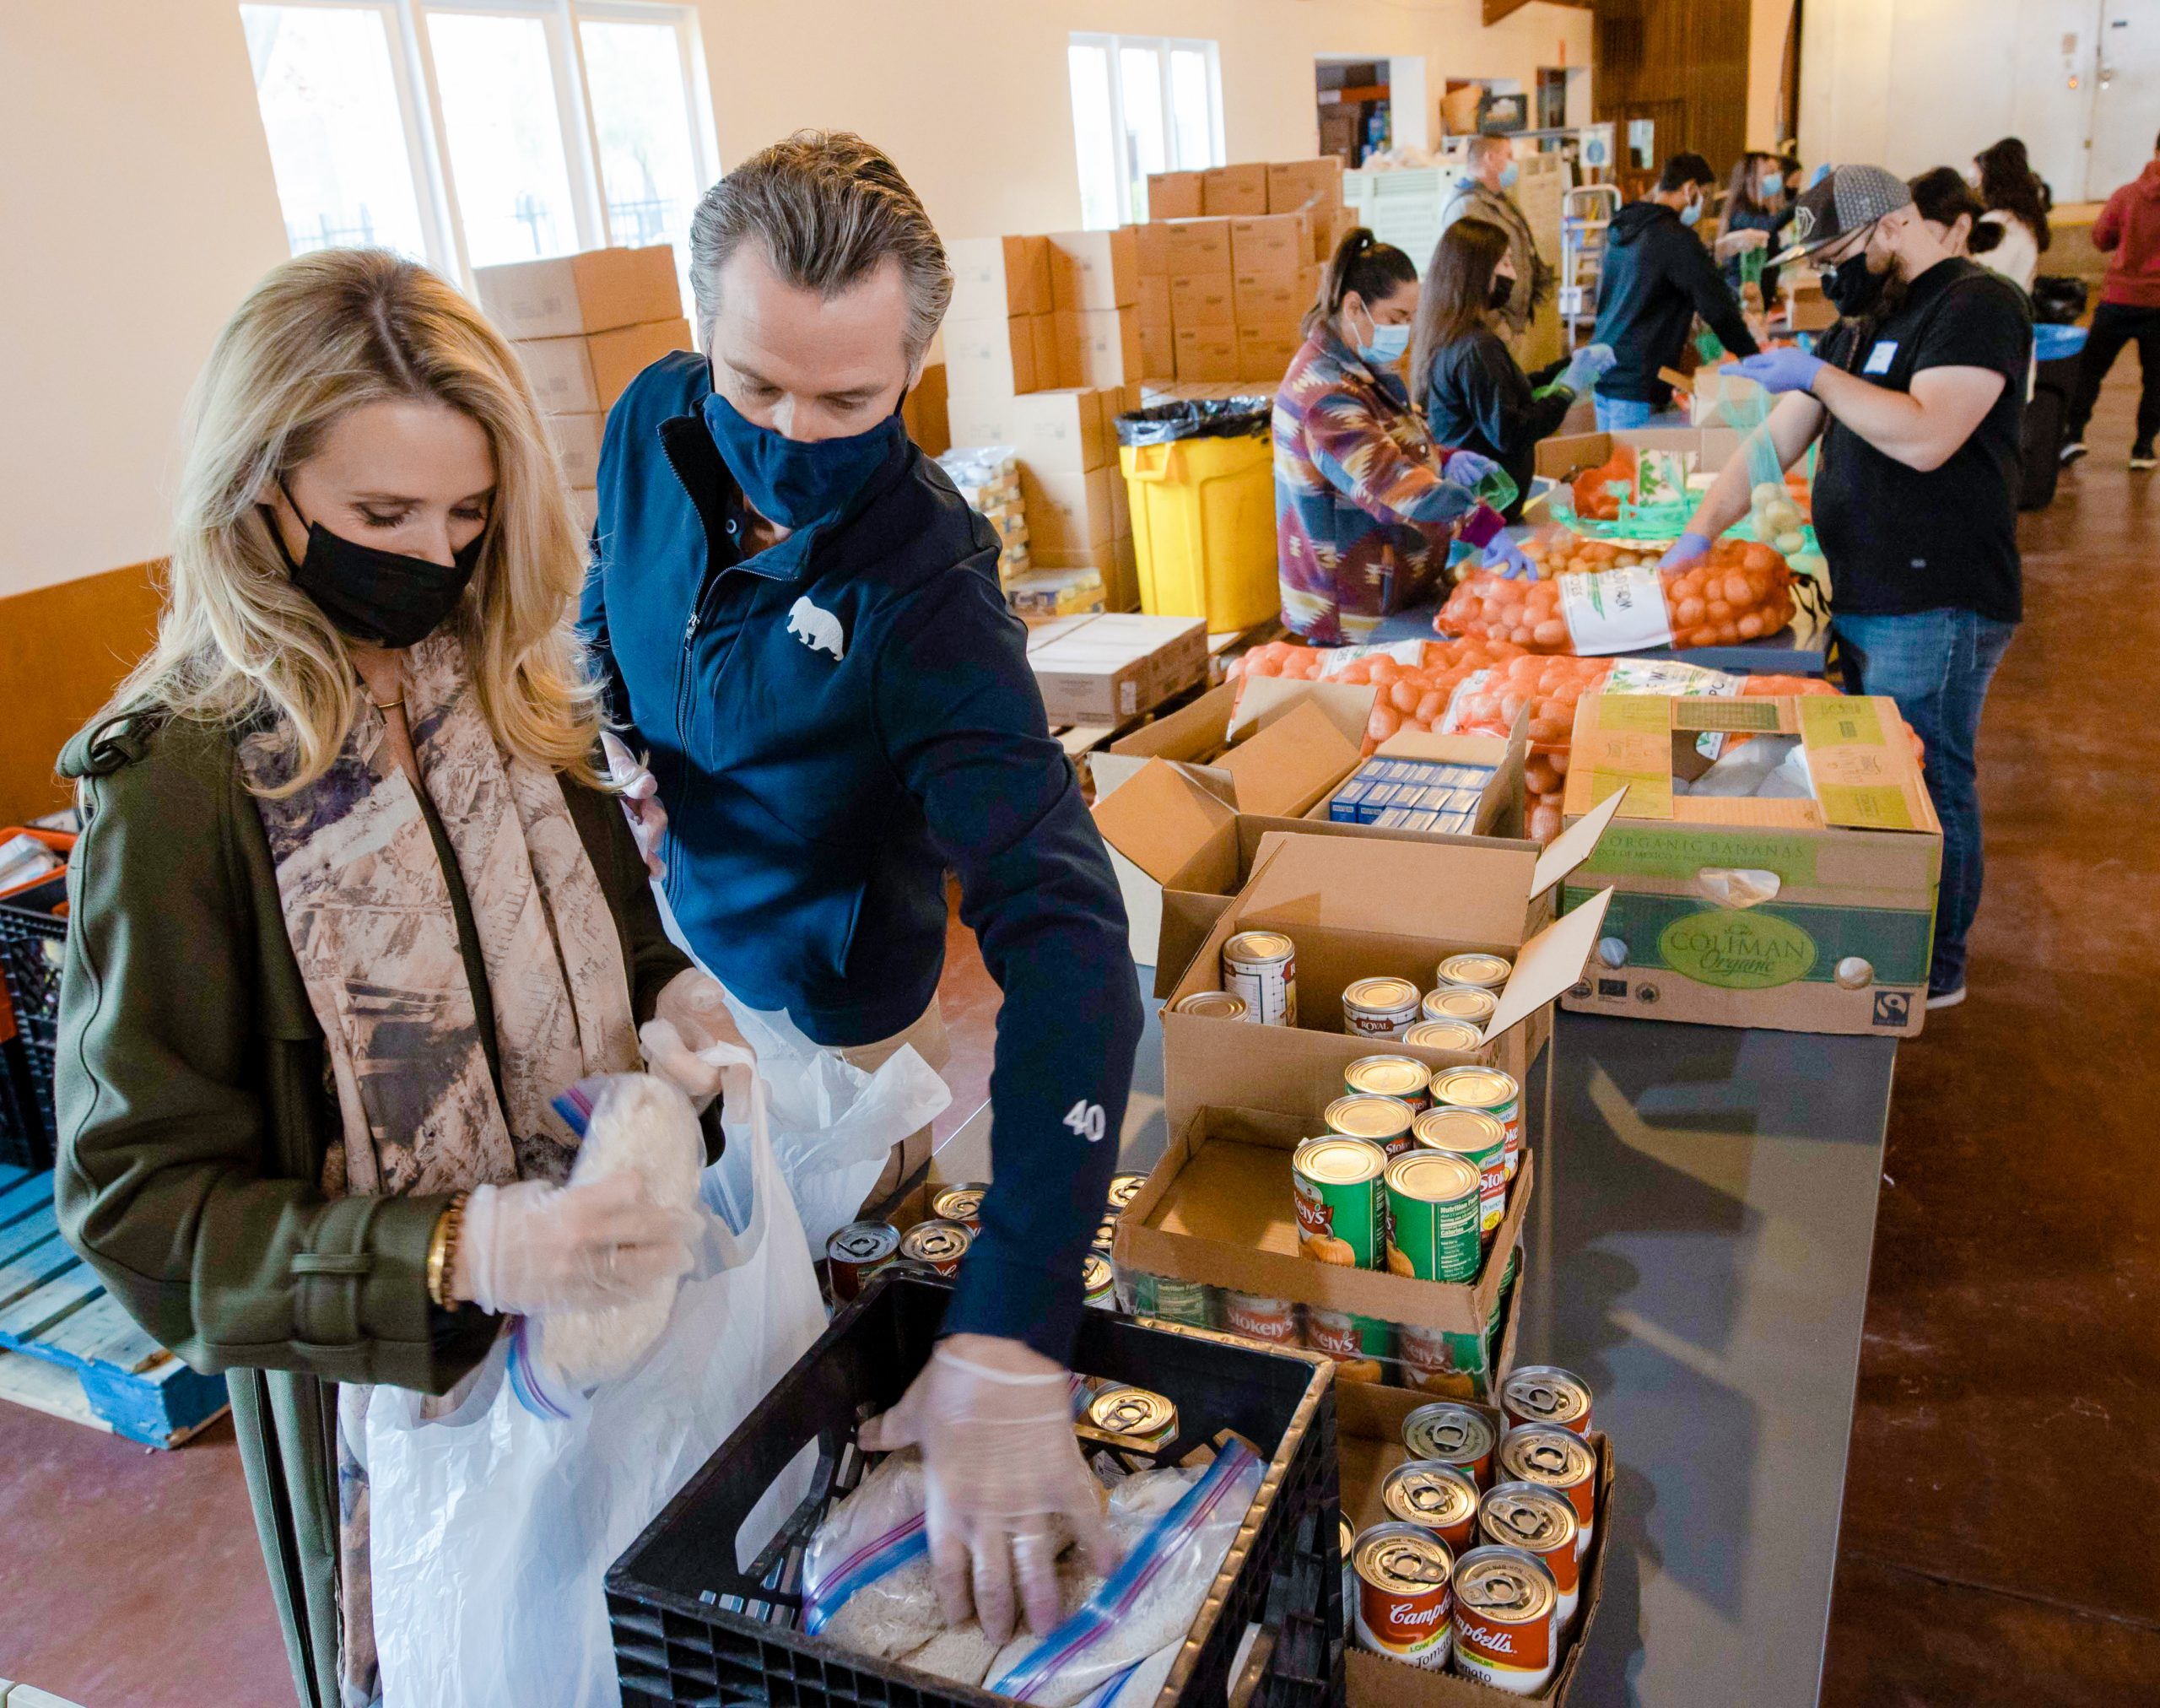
[2,370,2155,1705]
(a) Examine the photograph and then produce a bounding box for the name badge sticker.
[1862,341,1898,376]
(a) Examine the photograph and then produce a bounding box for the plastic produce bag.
[362,1038,827,1708]
[1436,538,1796,654]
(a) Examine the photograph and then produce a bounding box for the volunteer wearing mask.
[1437,132,1552,343]
[1588,153,1762,429]
[54,250,726,1708]
[1412,216,1616,524]
[581,132,1140,1646]
[1718,151,1790,305]
[1274,228,1519,638]
[1665,166,2032,1011]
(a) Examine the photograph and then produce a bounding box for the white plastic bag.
[364,1041,827,1708]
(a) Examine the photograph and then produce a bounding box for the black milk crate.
[0,873,68,1051]
[608,1272,1344,1708]
[0,1035,45,1173]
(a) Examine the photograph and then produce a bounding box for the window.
[240,1,717,295]
[1067,34,1223,228]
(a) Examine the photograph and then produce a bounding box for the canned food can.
[897,1219,972,1276]
[929,1182,989,1231]
[1342,976,1423,1040]
[1382,1459,1482,1555]
[1497,1424,1598,1554]
[1304,1306,1393,1383]
[1430,1066,1523,1180]
[1081,1250,1115,1311]
[1324,1094,1418,1159]
[1411,1107,1509,1238]
[1451,1545,1558,1696]
[1501,1365,1594,1436]
[1087,1385,1178,1448]
[1403,1018,1488,1060]
[1172,990,1249,1021]
[1223,932,1297,1027]
[1384,1150,1483,1282]
[882,1257,944,1282]
[1219,1290,1300,1345]
[1106,1172,1149,1211]
[1421,985,1498,1026]
[1401,1322,1493,1401]
[1352,1523,1455,1668]
[1340,1515,1356,1626]
[826,1220,899,1302]
[1292,1136,1387,1268]
[1477,1483,1581,1628]
[1093,1213,1120,1252]
[1437,953,1513,993]
[1131,1272,1214,1327]
[1344,1054,1433,1113]
[1403,1400,1498,1488]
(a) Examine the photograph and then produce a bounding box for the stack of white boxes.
[472,246,693,528]
[934,447,1031,583]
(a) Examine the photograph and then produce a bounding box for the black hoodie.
[1590,200,1760,406]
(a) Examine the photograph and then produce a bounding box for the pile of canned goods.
[1348,1369,1599,1694]
[1182,937,1516,1046]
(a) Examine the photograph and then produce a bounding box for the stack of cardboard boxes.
[472,246,694,528]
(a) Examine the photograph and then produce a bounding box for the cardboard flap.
[1092,759,1234,883]
[1218,699,1364,818]
[1241,830,1536,943]
[1224,675,1377,744]
[1796,695,1935,831]
[1482,887,1612,1045]
[1531,783,1629,899]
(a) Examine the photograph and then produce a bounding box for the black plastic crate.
[608,1272,1343,1708]
[0,873,68,1052]
[0,1034,47,1173]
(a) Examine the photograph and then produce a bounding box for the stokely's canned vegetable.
[1421,984,1498,1025]
[1501,1365,1594,1436]
[1403,1018,1488,1060]
[1292,1135,1387,1268]
[1400,1322,1492,1401]
[1344,1054,1433,1112]
[1223,932,1297,1026]
[1304,1306,1393,1384]
[1219,1289,1300,1345]
[1172,990,1248,1021]
[1087,1385,1178,1448]
[1342,976,1423,1040]
[897,1219,971,1276]
[1496,1424,1598,1554]
[1437,953,1513,993]
[1403,1400,1498,1488]
[1324,1094,1417,1159]
[1081,1250,1116,1311]
[1477,1482,1582,1628]
[826,1220,899,1302]
[1430,1065,1523,1180]
[1412,1106,1509,1238]
[1353,1523,1455,1669]
[1384,1150,1483,1282]
[1382,1459,1482,1555]
[929,1183,989,1231]
[1451,1545,1558,1696]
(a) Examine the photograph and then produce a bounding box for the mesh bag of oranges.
[1232,637,1529,751]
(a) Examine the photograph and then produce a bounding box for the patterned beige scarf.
[238,630,639,1705]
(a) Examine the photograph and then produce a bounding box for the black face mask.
[267,478,483,648]
[1820,251,1888,318]
[1488,275,1515,311]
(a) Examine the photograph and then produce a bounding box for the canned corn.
[1412,1106,1509,1238]
[1430,1066,1522,1180]
[1324,1094,1417,1158]
[1344,1054,1433,1112]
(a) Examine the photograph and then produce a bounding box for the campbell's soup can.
[1219,1289,1300,1346]
[1437,953,1513,994]
[1478,1482,1582,1629]
[1502,1365,1594,1436]
[1403,1400,1497,1489]
[897,1219,971,1276]
[1304,1306,1392,1383]
[1087,1385,1178,1449]
[1352,1523,1455,1669]
[1081,1250,1115,1311]
[1324,1094,1417,1159]
[1106,1172,1148,1211]
[1422,984,1498,1026]
[1498,1424,1598,1554]
[1430,1066,1523,1180]
[1342,976,1423,1040]
[1222,931,1297,1026]
[1382,1459,1481,1555]
[1451,1544,1559,1696]
[826,1220,899,1303]
[1344,1053,1433,1113]
[929,1182,988,1232]
[1412,1107,1509,1239]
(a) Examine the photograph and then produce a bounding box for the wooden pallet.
[0,1164,228,1447]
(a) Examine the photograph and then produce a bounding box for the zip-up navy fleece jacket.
[1590,200,1761,408]
[580,351,1142,1359]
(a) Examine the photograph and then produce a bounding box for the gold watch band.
[427,1189,470,1309]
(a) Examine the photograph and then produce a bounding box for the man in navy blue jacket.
[580,132,1142,1643]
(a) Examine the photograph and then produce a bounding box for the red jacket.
[2094,161,2160,310]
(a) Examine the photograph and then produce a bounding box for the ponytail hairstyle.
[1302,227,1418,341]
[1908,166,1995,257]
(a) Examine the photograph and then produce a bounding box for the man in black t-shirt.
[1666,165,2033,1011]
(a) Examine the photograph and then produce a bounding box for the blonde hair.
[112,248,607,796]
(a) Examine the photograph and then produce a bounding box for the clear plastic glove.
[858,1336,1118,1647]
[1484,534,1537,580]
[449,1173,699,1315]
[640,971,753,1112]
[602,731,667,878]
[1660,530,1713,570]
[1441,449,1499,490]
[1562,343,1617,395]
[1725,349,1823,395]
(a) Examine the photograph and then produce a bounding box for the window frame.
[1068,30,1225,226]
[244,0,721,287]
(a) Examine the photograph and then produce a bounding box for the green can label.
[1658,907,1820,989]
[1134,1272,1212,1327]
[1385,1152,1482,1282]
[1294,1138,1387,1268]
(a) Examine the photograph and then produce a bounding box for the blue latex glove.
[1442,449,1500,489]
[1561,343,1617,395]
[1483,534,1537,580]
[1725,349,1824,396]
[1659,531,1713,570]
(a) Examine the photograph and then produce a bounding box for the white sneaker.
[1925,983,1968,1011]
[2059,441,2087,466]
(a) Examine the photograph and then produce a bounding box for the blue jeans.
[1595,395,1657,430]
[1833,608,2017,994]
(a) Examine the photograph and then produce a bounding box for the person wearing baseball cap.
[1662,163,2033,1012]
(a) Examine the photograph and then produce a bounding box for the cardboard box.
[1048,229,1139,312]
[945,316,1038,397]
[948,388,1113,473]
[1229,213,1314,278]
[1175,327,1240,383]
[1108,458,1131,538]
[1134,220,1173,277]
[1202,163,1271,217]
[475,245,679,339]
[1056,307,1142,388]
[1534,426,1745,482]
[519,317,692,413]
[1238,324,1303,382]
[1688,366,1772,429]
[1338,1381,1613,1703]
[947,235,1053,321]
[543,409,605,489]
[1164,218,1234,273]
[1020,463,1117,551]
[901,359,951,457]
[1140,322,1178,381]
[1136,273,1174,331]
[518,336,604,414]
[1304,723,1527,841]
[1169,273,1239,332]
[588,319,692,409]
[1267,158,1347,217]
[1559,693,1942,1036]
[1317,203,1360,264]
[1784,280,1836,332]
[1148,170,1205,221]
[1234,270,1318,331]
[1036,534,1139,613]
[1029,313,1066,393]
[1027,612,1207,725]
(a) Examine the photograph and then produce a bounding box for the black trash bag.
[1115,398,1273,447]
[2030,275,2088,327]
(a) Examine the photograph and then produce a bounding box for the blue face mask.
[700,389,905,531]
[1498,161,1520,191]
[1360,322,1412,365]
[1761,172,1785,201]
[1680,195,1704,228]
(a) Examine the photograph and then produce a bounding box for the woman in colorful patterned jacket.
[1272,228,1515,643]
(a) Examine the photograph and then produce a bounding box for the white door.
[2088,1,2160,200]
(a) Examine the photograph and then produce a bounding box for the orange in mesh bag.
[1436,537,1797,654]
[1232,637,1527,750]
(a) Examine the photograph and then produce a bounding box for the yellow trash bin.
[1117,406,1279,632]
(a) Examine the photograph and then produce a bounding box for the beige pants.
[837,997,952,1212]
